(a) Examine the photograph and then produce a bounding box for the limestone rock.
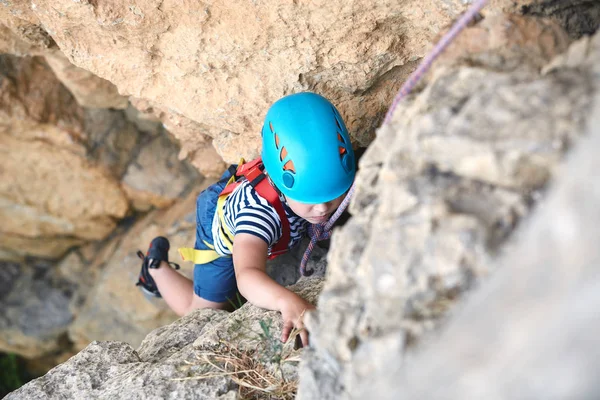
[82,107,142,177]
[44,51,129,109]
[0,239,116,359]
[0,54,200,259]
[6,340,237,400]
[122,133,200,211]
[0,54,128,258]
[435,13,570,73]
[521,0,600,39]
[129,97,227,178]
[0,260,75,358]
[367,65,600,400]
[24,0,478,163]
[136,309,228,363]
[0,132,129,257]
[0,1,53,50]
[8,277,325,399]
[0,23,41,55]
[298,23,600,400]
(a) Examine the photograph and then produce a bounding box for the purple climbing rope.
[384,0,489,125]
[300,0,489,276]
[300,183,356,276]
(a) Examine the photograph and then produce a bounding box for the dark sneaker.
[135,236,179,298]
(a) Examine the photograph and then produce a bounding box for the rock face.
[0,54,127,259]
[0,54,199,260]
[0,51,201,359]
[2,0,482,165]
[0,260,75,359]
[366,92,600,399]
[6,278,324,400]
[298,21,600,400]
[3,0,600,398]
[522,0,600,38]
[44,51,129,109]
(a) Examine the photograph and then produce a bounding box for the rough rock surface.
[521,0,600,38]
[129,97,227,178]
[434,13,570,73]
[365,89,600,399]
[2,0,599,397]
[0,239,106,363]
[121,132,200,211]
[0,54,127,259]
[0,1,54,51]
[0,22,127,109]
[3,0,482,165]
[43,51,129,109]
[297,24,600,400]
[0,260,74,359]
[0,54,199,260]
[7,278,324,400]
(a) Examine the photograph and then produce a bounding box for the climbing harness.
[178,157,291,265]
[299,0,490,276]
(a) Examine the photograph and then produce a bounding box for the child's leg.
[149,261,229,316]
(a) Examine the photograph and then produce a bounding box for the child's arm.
[233,233,315,346]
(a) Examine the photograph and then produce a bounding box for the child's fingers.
[299,329,309,347]
[281,320,293,343]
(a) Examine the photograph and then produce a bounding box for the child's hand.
[277,292,316,347]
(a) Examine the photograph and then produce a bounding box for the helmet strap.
[266,174,286,203]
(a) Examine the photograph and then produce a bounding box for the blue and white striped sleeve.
[234,203,282,246]
[224,182,283,247]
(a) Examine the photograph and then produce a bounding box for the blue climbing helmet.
[261,92,356,204]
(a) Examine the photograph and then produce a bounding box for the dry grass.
[173,324,304,400]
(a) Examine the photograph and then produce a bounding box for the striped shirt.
[211,179,309,256]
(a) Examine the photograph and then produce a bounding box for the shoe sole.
[138,285,161,300]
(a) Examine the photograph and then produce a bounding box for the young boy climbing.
[136,92,356,347]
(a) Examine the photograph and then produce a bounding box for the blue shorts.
[193,169,238,303]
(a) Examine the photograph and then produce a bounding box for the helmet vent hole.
[282,172,295,188]
[337,133,347,144]
[341,154,353,173]
[339,146,346,155]
[332,107,343,131]
[280,146,288,162]
[269,121,274,133]
[283,160,296,173]
[274,133,280,149]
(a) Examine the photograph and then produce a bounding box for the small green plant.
[226,292,247,311]
[0,353,23,396]
[257,319,284,366]
[174,318,304,399]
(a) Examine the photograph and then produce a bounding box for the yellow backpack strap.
[216,190,235,253]
[179,159,246,264]
[178,240,223,264]
[213,157,251,253]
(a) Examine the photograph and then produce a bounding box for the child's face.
[284,192,347,224]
